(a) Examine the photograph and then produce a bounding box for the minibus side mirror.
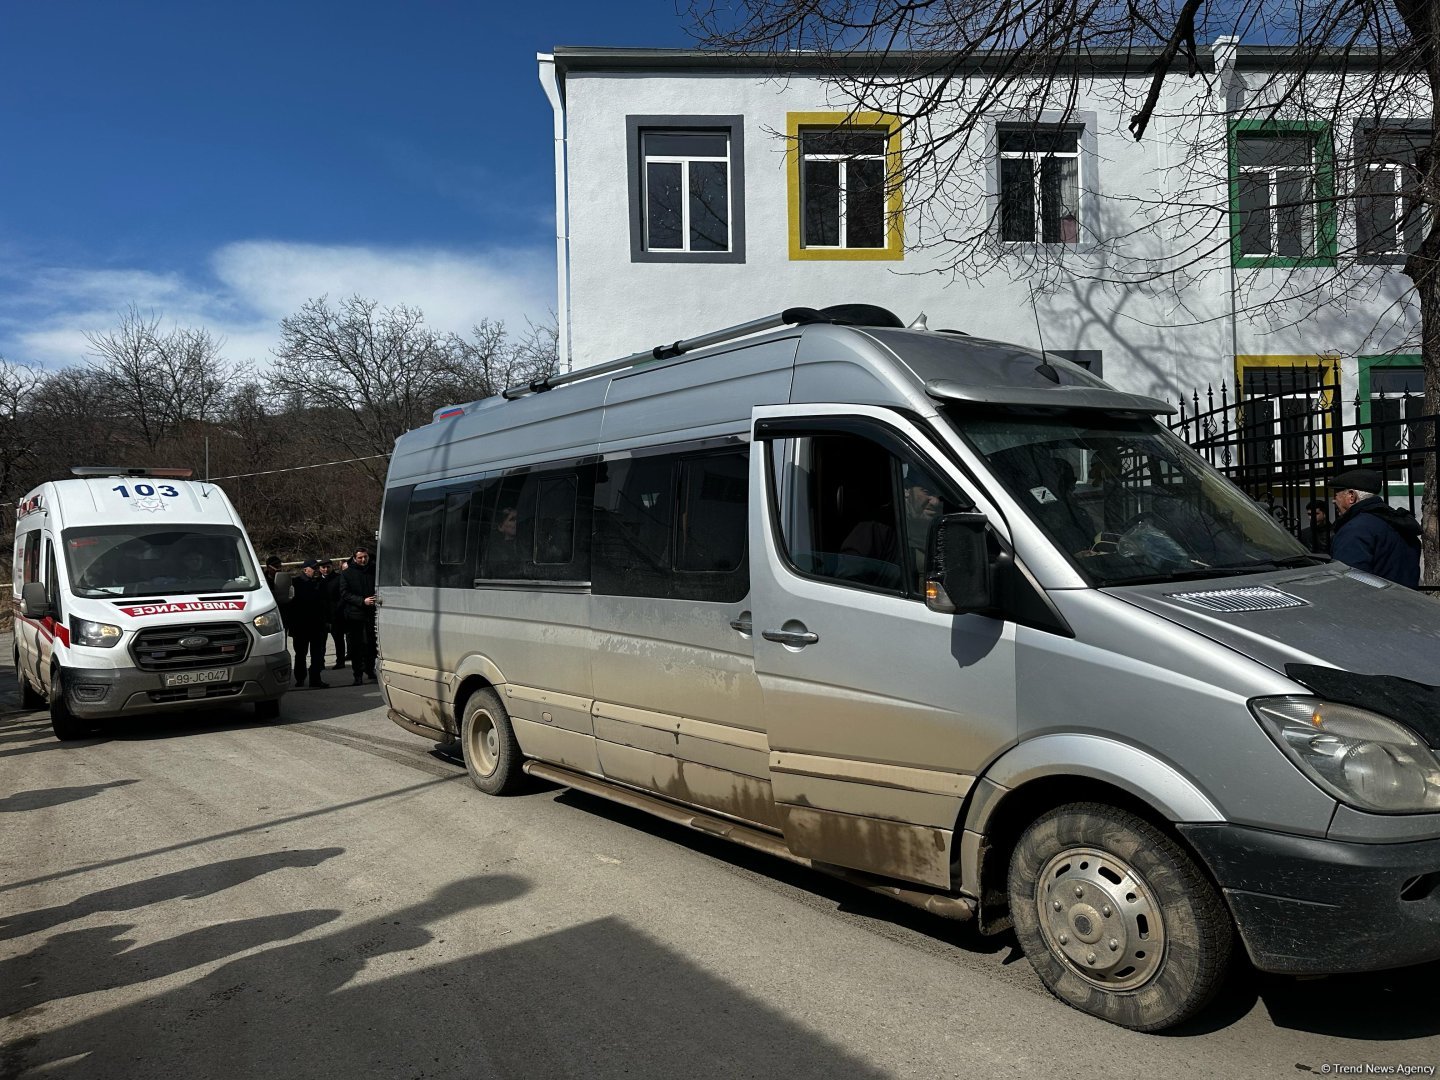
[925,512,995,615]
[272,571,294,605]
[20,581,50,619]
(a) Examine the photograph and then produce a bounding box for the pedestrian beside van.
[375,305,1440,1031]
[12,468,292,740]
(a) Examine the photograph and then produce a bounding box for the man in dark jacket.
[1330,468,1421,587]
[338,546,378,684]
[289,560,331,688]
[318,559,347,669]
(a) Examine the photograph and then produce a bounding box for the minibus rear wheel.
[13,648,44,710]
[48,669,89,742]
[1007,802,1232,1032]
[461,688,524,795]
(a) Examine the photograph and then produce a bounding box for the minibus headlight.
[252,609,284,637]
[72,618,123,648]
[1252,697,1440,814]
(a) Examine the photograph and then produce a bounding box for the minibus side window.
[436,486,479,589]
[474,465,592,584]
[376,485,413,588]
[769,432,960,600]
[534,475,578,565]
[593,454,675,596]
[402,490,445,587]
[675,452,747,574]
[593,448,749,603]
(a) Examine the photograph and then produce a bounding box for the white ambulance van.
[12,468,292,740]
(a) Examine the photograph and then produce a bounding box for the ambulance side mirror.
[20,581,50,619]
[272,572,294,605]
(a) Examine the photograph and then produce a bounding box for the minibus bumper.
[61,654,293,719]
[1179,823,1440,975]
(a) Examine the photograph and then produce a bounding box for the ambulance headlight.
[252,609,284,637]
[72,618,123,648]
[1252,697,1440,813]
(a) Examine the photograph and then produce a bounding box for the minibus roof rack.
[500,304,905,401]
[71,466,195,479]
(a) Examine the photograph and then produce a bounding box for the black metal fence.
[1169,365,1433,579]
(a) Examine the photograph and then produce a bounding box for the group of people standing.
[1296,468,1421,587]
[262,547,379,689]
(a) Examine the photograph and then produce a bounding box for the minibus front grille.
[1166,586,1308,612]
[130,623,251,671]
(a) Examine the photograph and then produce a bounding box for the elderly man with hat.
[1330,468,1421,587]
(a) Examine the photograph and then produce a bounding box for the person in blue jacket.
[1329,468,1421,587]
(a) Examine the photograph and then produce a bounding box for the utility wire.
[208,452,391,482]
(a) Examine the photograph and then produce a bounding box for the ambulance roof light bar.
[499,305,896,402]
[71,467,196,479]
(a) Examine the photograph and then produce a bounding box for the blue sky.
[0,1,692,369]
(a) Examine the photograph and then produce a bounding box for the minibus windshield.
[953,410,1317,587]
[63,524,261,598]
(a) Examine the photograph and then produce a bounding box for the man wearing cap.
[1330,468,1421,587]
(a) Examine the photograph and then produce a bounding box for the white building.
[538,43,1427,450]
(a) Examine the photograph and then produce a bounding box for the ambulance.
[12,468,292,740]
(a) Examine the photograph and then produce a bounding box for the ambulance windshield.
[63,524,260,597]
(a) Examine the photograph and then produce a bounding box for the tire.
[14,648,44,711]
[254,699,282,721]
[1007,802,1233,1032]
[460,687,525,795]
[48,669,90,742]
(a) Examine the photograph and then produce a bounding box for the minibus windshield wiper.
[1113,563,1279,586]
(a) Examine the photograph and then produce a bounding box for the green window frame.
[1356,354,1425,496]
[1229,120,1337,269]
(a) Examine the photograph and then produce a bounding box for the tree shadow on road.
[0,848,344,942]
[0,780,140,814]
[3,873,892,1080]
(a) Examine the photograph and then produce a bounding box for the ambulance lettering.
[117,600,247,617]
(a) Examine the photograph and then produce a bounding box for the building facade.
[539,42,1428,480]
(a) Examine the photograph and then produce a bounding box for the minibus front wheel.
[461,687,525,796]
[1007,802,1233,1032]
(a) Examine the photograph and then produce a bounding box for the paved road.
[1,657,1437,1079]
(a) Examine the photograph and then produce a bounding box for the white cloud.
[0,241,556,370]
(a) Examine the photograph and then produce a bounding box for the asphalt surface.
[2,643,1438,1079]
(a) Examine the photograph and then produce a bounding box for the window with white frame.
[1356,128,1430,258]
[800,128,888,249]
[641,131,732,253]
[998,126,1081,244]
[1236,133,1321,257]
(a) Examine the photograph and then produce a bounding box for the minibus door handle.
[760,627,819,647]
[729,612,753,635]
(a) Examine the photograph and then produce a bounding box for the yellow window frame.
[1235,353,1340,464]
[787,111,904,261]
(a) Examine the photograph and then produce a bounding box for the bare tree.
[0,359,46,505]
[270,296,560,483]
[84,306,239,450]
[84,306,170,450]
[687,1,1440,582]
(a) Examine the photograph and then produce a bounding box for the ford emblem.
[178,635,209,648]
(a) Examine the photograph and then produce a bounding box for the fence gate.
[1170,365,1433,555]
